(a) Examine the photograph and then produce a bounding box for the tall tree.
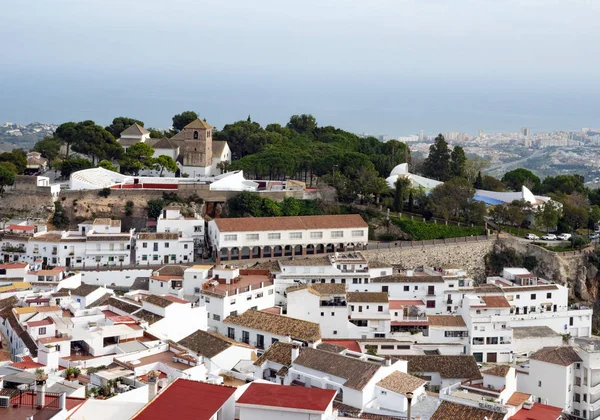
[70,121,123,165]
[172,111,198,131]
[393,178,411,212]
[154,155,178,176]
[450,146,467,178]
[474,171,484,189]
[33,136,63,161]
[501,168,541,192]
[120,143,155,175]
[0,165,15,194]
[427,177,475,220]
[562,193,590,232]
[287,114,317,135]
[54,122,79,157]
[422,134,451,181]
[105,117,144,138]
[0,150,27,174]
[535,201,562,233]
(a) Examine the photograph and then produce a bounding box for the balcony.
[86,249,130,256]
[2,245,26,253]
[320,300,347,307]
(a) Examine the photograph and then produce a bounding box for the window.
[331,231,343,238]
[246,234,259,241]
[381,390,387,395]
[381,345,394,350]
[153,255,159,261]
[538,380,542,387]
[256,334,265,349]
[426,301,435,308]
[268,233,281,240]
[310,232,323,239]
[268,289,273,295]
[516,294,520,299]
[547,292,552,299]
[227,327,235,339]
[39,327,46,335]
[331,312,334,316]
[224,234,237,241]
[414,286,418,290]
[289,232,302,239]
[194,287,200,293]
[403,286,409,291]
[213,314,220,321]
[333,330,337,335]
[230,311,237,316]
[165,242,169,248]
[351,230,364,237]
[378,306,383,312]
[194,226,202,232]
[193,130,199,139]
[321,312,324,316]
[531,293,536,300]
[242,331,250,344]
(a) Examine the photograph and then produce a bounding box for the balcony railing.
[2,245,26,253]
[320,301,347,307]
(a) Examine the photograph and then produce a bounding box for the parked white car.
[525,233,539,240]
[541,234,557,240]
[557,233,572,241]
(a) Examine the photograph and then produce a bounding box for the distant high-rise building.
[478,129,485,137]
[419,129,424,142]
[521,127,531,137]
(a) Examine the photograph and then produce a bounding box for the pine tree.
[423,134,451,181]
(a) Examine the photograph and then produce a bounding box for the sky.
[1,0,599,136]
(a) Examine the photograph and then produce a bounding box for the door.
[486,353,497,363]
[163,255,169,263]
[66,258,71,267]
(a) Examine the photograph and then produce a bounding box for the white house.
[237,382,337,420]
[207,214,369,262]
[156,203,205,253]
[136,232,193,265]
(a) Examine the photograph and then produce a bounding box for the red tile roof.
[214,214,368,232]
[162,295,189,304]
[237,383,336,412]
[509,403,562,420]
[133,378,236,420]
[27,317,54,327]
[322,339,361,353]
[0,263,28,269]
[11,356,45,369]
[6,225,35,232]
[389,300,425,309]
[476,296,511,308]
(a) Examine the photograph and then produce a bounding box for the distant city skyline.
[1,1,599,136]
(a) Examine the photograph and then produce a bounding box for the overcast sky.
[1,0,599,135]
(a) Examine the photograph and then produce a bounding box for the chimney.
[291,345,300,362]
[147,370,159,402]
[407,270,414,277]
[384,356,392,366]
[35,376,47,408]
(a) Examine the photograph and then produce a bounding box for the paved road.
[486,149,544,174]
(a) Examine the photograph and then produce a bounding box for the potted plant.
[72,367,81,378]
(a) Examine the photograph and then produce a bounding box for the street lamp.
[406,391,414,420]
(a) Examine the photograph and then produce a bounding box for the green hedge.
[391,218,483,240]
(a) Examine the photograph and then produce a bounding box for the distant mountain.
[0,121,57,152]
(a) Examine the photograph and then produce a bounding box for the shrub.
[378,233,397,242]
[98,187,111,198]
[391,218,481,241]
[125,200,134,216]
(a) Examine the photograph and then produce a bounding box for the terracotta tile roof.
[120,123,149,136]
[237,383,336,412]
[507,391,531,407]
[179,330,252,358]
[6,225,35,232]
[149,275,184,282]
[11,356,45,370]
[501,284,559,292]
[376,371,427,396]
[367,260,391,269]
[389,300,425,309]
[108,297,141,313]
[132,378,236,420]
[253,341,299,366]
[279,256,331,267]
[70,284,102,297]
[530,346,582,366]
[293,347,381,390]
[27,317,54,327]
[512,326,560,339]
[150,137,179,150]
[86,235,131,242]
[509,402,563,420]
[316,342,347,354]
[431,400,505,420]
[138,232,179,240]
[86,293,113,308]
[395,355,482,380]
[347,292,388,303]
[372,274,444,283]
[183,119,213,130]
[479,296,511,308]
[287,283,346,296]
[144,295,175,308]
[483,365,512,377]
[322,339,361,352]
[133,309,164,325]
[212,140,227,157]
[213,214,367,233]
[153,265,187,277]
[224,310,321,343]
[31,233,63,242]
[427,315,466,327]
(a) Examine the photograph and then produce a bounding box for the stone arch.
[219,248,229,261]
[273,246,283,257]
[263,246,272,258]
[306,244,315,255]
[284,245,293,257]
[326,243,335,253]
[230,247,240,260]
[241,246,251,260]
[316,244,325,254]
[252,246,261,259]
[294,245,303,256]
[336,243,345,252]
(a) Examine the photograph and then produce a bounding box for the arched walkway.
[306,244,315,255]
[231,247,240,260]
[273,245,283,257]
[251,246,261,259]
[326,243,335,253]
[263,246,272,258]
[316,244,325,254]
[294,245,303,256]
[284,245,293,257]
